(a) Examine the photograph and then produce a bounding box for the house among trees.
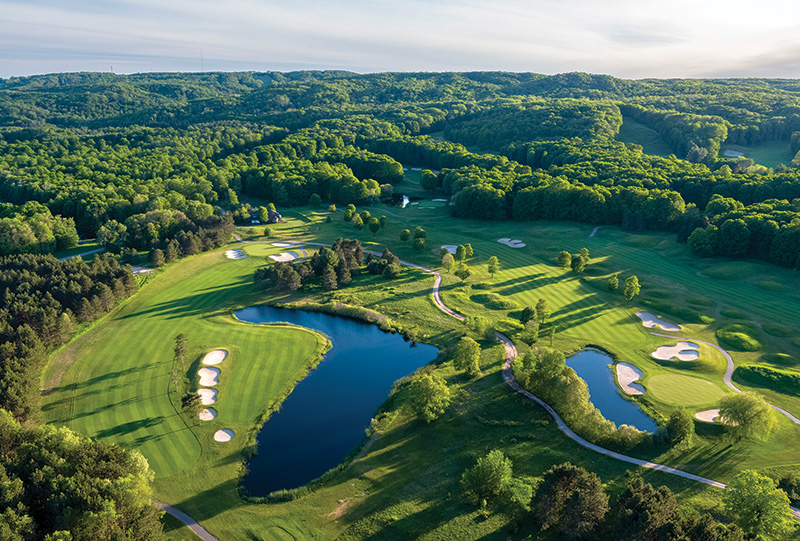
[249,208,283,224]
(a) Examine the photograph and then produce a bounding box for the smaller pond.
[235,306,438,496]
[565,348,657,432]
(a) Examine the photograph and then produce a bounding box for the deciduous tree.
[724,470,793,538]
[408,373,451,423]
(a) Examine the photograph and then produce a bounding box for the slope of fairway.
[617,116,674,157]
[720,141,795,169]
[43,248,325,476]
[645,374,728,406]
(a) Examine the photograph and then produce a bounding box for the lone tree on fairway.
[413,226,426,240]
[519,306,536,324]
[718,392,778,442]
[412,237,426,252]
[263,226,271,237]
[181,391,202,423]
[400,228,410,242]
[623,275,640,304]
[442,252,454,272]
[534,462,608,540]
[487,256,500,277]
[455,244,466,262]
[408,373,451,423]
[352,215,364,230]
[536,298,551,324]
[557,250,571,268]
[464,243,474,258]
[368,217,381,234]
[460,450,514,505]
[666,408,695,447]
[607,274,619,292]
[174,333,188,372]
[724,470,793,538]
[454,266,471,282]
[571,253,587,273]
[454,336,481,377]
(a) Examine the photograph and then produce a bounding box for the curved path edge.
[154,501,218,541]
[158,239,796,528]
[409,263,800,519]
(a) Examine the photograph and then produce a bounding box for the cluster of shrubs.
[254,238,405,292]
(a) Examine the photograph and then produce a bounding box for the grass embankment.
[44,187,800,538]
[616,116,675,157]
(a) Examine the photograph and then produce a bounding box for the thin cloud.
[1,0,800,78]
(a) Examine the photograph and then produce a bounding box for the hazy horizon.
[2,0,800,80]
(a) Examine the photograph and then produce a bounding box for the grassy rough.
[716,323,762,352]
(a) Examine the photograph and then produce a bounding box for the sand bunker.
[202,349,227,365]
[269,251,299,262]
[199,408,217,421]
[695,409,720,423]
[225,249,248,260]
[214,429,235,442]
[497,238,526,248]
[197,388,217,405]
[410,202,419,205]
[723,150,744,157]
[440,245,458,254]
[130,266,153,276]
[271,242,295,247]
[198,367,220,387]
[616,363,645,395]
[652,341,700,361]
[432,199,448,202]
[636,312,680,331]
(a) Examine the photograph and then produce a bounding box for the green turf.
[616,117,675,157]
[162,513,199,541]
[720,141,795,168]
[645,374,728,406]
[44,203,800,540]
[42,250,325,476]
[52,240,102,260]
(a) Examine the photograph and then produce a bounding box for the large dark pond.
[235,305,437,496]
[565,348,657,432]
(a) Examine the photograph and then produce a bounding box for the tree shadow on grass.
[119,282,256,321]
[42,363,155,395]
[95,416,166,438]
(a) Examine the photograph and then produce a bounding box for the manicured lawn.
[617,116,674,157]
[645,374,728,406]
[44,202,800,539]
[721,141,795,168]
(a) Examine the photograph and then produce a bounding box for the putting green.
[646,374,728,406]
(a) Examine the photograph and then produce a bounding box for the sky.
[2,0,800,79]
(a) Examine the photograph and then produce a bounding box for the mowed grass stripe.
[45,248,324,476]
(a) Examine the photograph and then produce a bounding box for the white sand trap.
[202,349,227,365]
[199,408,217,421]
[214,429,234,442]
[269,251,298,262]
[695,409,720,423]
[225,249,248,260]
[410,202,419,205]
[616,363,645,395]
[197,388,217,405]
[440,245,458,254]
[410,167,422,171]
[497,238,526,248]
[271,242,294,247]
[636,311,680,331]
[198,367,220,386]
[130,266,153,276]
[652,341,700,361]
[723,150,744,157]
[432,199,448,202]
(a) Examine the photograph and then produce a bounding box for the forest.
[3,70,800,538]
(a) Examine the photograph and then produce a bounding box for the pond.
[234,305,438,496]
[565,348,657,432]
